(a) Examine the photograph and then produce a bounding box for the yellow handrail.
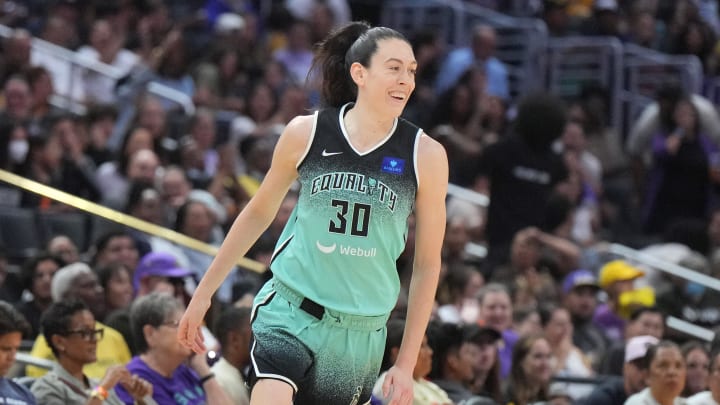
[0,169,266,274]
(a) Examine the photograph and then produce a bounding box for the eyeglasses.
[65,328,104,342]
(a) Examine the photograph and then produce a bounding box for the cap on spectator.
[599,260,644,289]
[215,13,245,34]
[562,269,600,294]
[133,252,192,291]
[594,0,618,11]
[625,335,659,363]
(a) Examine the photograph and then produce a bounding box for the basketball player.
[178,21,448,405]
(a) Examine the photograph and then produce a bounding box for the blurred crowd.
[0,0,720,404]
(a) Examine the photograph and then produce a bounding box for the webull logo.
[316,241,377,257]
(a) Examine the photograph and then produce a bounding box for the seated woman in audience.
[625,340,687,405]
[114,292,231,405]
[682,341,710,398]
[504,334,553,405]
[372,318,453,405]
[31,300,154,405]
[96,262,135,316]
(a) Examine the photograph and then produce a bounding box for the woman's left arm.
[382,133,448,404]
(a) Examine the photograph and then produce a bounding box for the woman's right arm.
[178,114,314,352]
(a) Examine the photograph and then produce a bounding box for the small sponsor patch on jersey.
[381,157,405,175]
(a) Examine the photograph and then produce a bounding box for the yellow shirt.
[26,321,131,379]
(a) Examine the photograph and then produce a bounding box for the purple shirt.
[499,329,519,378]
[115,356,206,405]
[592,304,626,342]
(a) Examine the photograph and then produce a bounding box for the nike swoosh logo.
[316,241,337,254]
[322,149,343,157]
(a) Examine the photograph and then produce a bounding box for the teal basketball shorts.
[248,278,389,405]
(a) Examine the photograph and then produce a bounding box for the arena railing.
[381,0,548,100]
[0,169,266,275]
[0,24,196,116]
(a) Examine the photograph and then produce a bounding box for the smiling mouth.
[389,93,406,101]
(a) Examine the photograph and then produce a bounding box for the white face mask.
[8,139,28,163]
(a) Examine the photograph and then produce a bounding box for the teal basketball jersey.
[270,103,421,316]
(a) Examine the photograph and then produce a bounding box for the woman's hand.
[119,374,153,400]
[98,365,130,391]
[177,296,211,353]
[381,365,413,405]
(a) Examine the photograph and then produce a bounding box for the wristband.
[199,373,215,385]
[90,386,109,400]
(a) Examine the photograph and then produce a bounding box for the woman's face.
[673,100,696,132]
[32,259,59,301]
[522,338,553,386]
[685,348,709,395]
[414,335,433,379]
[647,346,686,400]
[58,309,100,365]
[544,308,573,344]
[475,341,497,374]
[106,266,134,311]
[148,308,191,360]
[359,38,416,120]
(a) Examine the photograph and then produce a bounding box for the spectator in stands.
[230,81,282,141]
[627,10,662,50]
[0,247,19,304]
[583,335,658,405]
[175,197,235,303]
[0,301,36,405]
[682,341,710,398]
[46,235,80,265]
[504,334,553,405]
[373,319,453,405]
[435,24,509,100]
[92,231,140,272]
[96,126,154,209]
[272,19,314,84]
[670,18,716,73]
[580,0,624,37]
[133,252,193,303]
[31,300,153,405]
[539,304,594,400]
[593,260,646,342]
[15,252,62,338]
[19,119,100,209]
[542,0,572,37]
[491,227,563,309]
[468,325,503,404]
[477,283,517,378]
[96,262,134,316]
[600,306,665,376]
[657,251,720,336]
[159,166,193,214]
[25,66,60,130]
[436,264,484,324]
[0,29,31,86]
[512,307,542,338]
[210,307,251,405]
[26,262,131,379]
[561,269,607,370]
[624,341,687,405]
[77,19,139,104]
[476,92,568,272]
[114,292,232,404]
[627,83,720,196]
[0,76,32,125]
[84,105,119,167]
[642,96,720,234]
[426,322,498,404]
[687,349,720,405]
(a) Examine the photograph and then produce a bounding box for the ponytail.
[311,21,409,108]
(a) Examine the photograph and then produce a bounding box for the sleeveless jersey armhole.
[413,128,422,189]
[296,110,319,169]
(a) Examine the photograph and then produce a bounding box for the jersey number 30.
[329,199,371,237]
